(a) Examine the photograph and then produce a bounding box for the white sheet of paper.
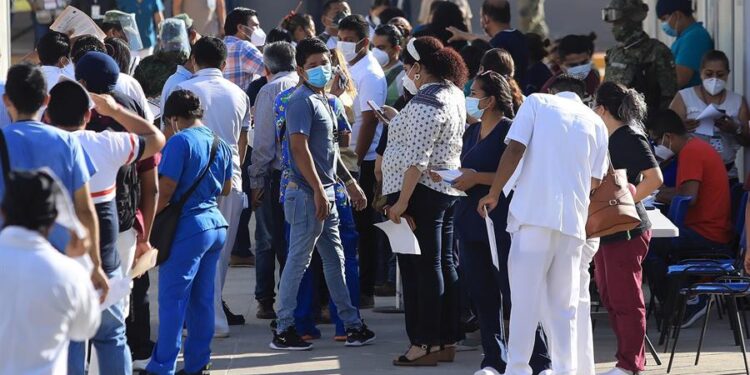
[434,169,463,184]
[694,104,724,136]
[374,220,421,255]
[50,6,106,40]
[100,276,131,311]
[484,207,500,270]
[130,248,158,279]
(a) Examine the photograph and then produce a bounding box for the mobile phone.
[333,66,348,91]
[368,100,390,125]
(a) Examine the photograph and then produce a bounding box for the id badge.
[710,136,724,154]
[91,5,102,19]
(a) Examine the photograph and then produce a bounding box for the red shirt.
[677,138,733,244]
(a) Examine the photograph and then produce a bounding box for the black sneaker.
[360,294,375,309]
[681,295,709,329]
[223,300,246,326]
[257,300,277,320]
[345,323,376,347]
[270,326,313,351]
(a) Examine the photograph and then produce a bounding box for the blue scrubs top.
[158,126,233,242]
[455,119,512,244]
[0,121,96,250]
[116,0,164,49]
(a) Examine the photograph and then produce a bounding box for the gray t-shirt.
[286,85,337,198]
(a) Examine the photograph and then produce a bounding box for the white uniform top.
[679,86,743,178]
[348,53,387,162]
[504,92,609,241]
[40,65,74,93]
[178,68,252,190]
[0,227,100,375]
[116,73,154,123]
[72,130,141,204]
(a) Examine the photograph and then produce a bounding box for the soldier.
[603,0,677,114]
[518,0,548,38]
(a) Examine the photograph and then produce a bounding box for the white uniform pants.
[116,227,138,318]
[214,189,245,334]
[506,226,584,375]
[577,238,599,375]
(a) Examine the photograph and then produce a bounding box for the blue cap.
[74,51,120,94]
[656,0,692,18]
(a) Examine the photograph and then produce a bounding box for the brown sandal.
[392,345,440,366]
[438,344,456,362]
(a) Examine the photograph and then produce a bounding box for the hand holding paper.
[374,220,421,255]
[484,207,500,270]
[694,104,724,136]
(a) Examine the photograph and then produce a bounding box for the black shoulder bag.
[153,135,219,265]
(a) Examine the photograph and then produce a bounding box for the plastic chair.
[667,276,750,375]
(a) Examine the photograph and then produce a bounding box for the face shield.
[601,8,624,23]
[104,11,144,52]
[158,18,191,57]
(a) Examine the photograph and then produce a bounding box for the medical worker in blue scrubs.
[146,89,233,375]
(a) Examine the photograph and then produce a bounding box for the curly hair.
[403,36,468,87]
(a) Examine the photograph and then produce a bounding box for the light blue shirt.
[672,22,714,88]
[0,82,9,129]
[160,65,193,124]
[0,121,96,250]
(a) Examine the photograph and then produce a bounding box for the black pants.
[460,236,551,373]
[389,184,460,345]
[354,160,379,297]
[126,272,152,360]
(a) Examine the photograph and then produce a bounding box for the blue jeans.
[68,268,132,375]
[146,227,226,375]
[276,185,361,332]
[255,170,288,303]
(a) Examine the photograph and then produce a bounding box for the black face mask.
[332,11,350,28]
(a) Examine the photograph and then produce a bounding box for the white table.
[647,209,679,238]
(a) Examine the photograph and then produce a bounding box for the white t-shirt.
[0,227,100,375]
[40,65,74,93]
[504,92,609,241]
[115,73,154,123]
[178,68,251,190]
[72,130,142,204]
[349,53,387,162]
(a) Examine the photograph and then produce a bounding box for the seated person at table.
[643,109,733,326]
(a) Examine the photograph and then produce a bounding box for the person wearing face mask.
[669,50,750,184]
[145,89,233,375]
[318,0,351,50]
[337,14,388,309]
[656,0,714,90]
[540,33,599,107]
[269,37,374,351]
[644,109,733,327]
[222,7,266,91]
[438,71,551,375]
[373,24,405,106]
[591,82,663,375]
[381,36,467,366]
[603,0,677,114]
[36,31,74,94]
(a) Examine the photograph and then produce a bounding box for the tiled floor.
[148,265,750,375]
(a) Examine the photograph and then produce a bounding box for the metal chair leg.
[668,296,688,373]
[645,334,662,366]
[695,295,714,365]
[717,295,725,320]
[729,297,750,375]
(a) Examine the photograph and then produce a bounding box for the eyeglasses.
[602,8,622,22]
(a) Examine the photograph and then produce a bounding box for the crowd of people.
[1,0,750,375]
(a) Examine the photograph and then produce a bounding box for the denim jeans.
[276,184,361,332]
[68,268,132,375]
[147,227,226,375]
[254,170,288,303]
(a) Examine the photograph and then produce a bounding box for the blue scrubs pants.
[146,227,227,375]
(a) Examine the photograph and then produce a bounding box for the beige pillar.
[0,0,10,77]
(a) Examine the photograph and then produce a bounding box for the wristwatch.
[345,179,357,187]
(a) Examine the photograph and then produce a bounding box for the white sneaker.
[132,357,150,371]
[214,328,230,338]
[598,367,634,375]
[474,367,501,375]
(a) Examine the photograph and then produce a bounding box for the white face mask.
[566,63,592,80]
[251,27,266,47]
[337,40,359,62]
[402,65,418,95]
[372,48,390,67]
[703,77,726,96]
[654,135,675,160]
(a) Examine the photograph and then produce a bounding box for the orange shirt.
[677,138,733,244]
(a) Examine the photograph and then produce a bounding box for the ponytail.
[595,81,648,125]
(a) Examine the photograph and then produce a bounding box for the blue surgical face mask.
[465,96,487,119]
[305,64,333,88]
[566,63,592,80]
[661,16,678,37]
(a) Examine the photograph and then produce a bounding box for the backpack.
[116,162,140,232]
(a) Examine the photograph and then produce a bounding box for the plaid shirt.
[223,36,265,91]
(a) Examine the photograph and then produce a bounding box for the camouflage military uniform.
[603,0,677,113]
[133,51,185,98]
[518,0,548,38]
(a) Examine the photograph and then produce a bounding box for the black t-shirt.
[601,125,659,243]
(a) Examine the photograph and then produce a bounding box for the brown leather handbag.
[586,160,641,239]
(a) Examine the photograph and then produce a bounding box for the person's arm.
[634,167,663,202]
[290,133,329,220]
[737,98,750,145]
[172,0,183,17]
[248,90,276,206]
[675,65,694,89]
[446,26,490,43]
[386,166,421,224]
[90,93,166,159]
[477,140,527,216]
[239,129,249,166]
[137,167,158,258]
[336,154,367,211]
[669,92,699,132]
[74,184,109,302]
[216,0,226,34]
[156,176,176,214]
[354,111,379,164]
[657,180,700,206]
